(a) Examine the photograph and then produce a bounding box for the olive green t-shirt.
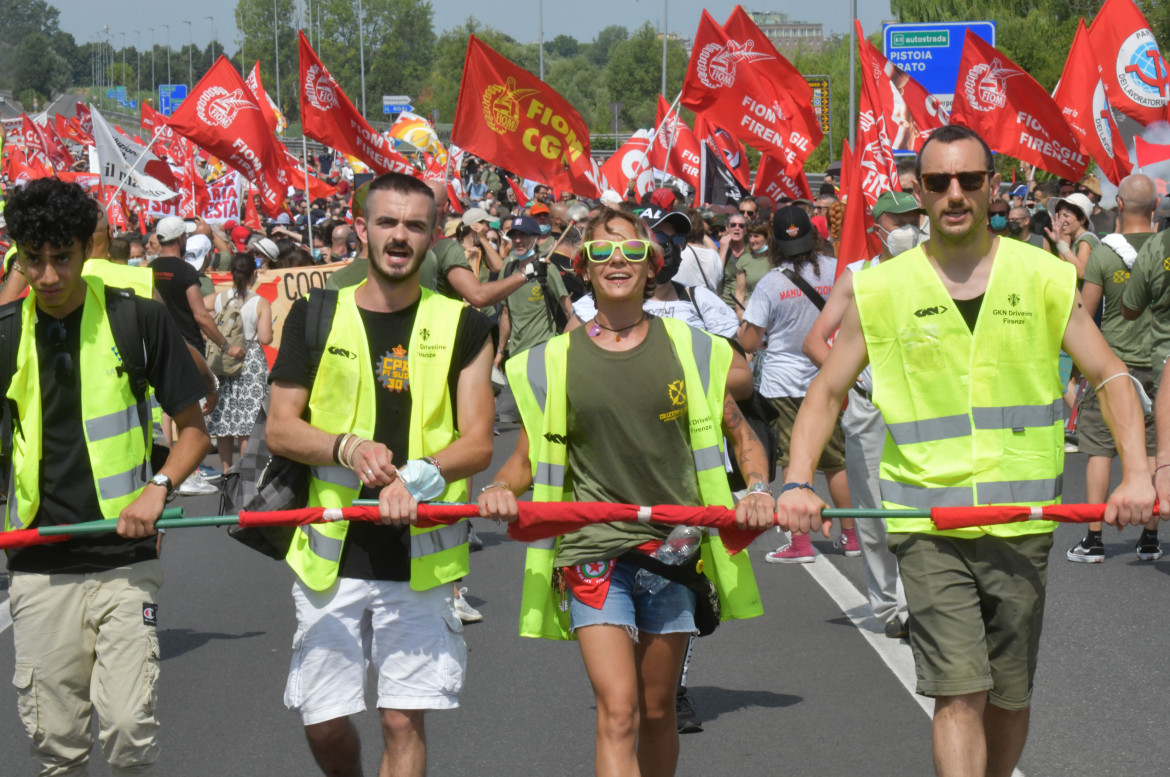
[1122,230,1170,380]
[325,257,369,290]
[1083,233,1152,368]
[719,245,747,308]
[503,261,569,356]
[554,318,703,567]
[432,238,474,299]
[737,249,773,305]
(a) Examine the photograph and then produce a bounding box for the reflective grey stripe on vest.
[879,479,972,509]
[535,461,565,490]
[85,405,140,443]
[690,330,713,397]
[298,524,343,561]
[693,445,724,473]
[886,414,972,445]
[7,476,21,530]
[312,465,361,492]
[527,343,549,414]
[976,476,1062,504]
[529,537,557,551]
[972,400,1066,432]
[150,396,161,411]
[97,463,152,502]
[411,521,469,559]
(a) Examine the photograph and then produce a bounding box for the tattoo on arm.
[723,394,769,484]
[723,394,745,430]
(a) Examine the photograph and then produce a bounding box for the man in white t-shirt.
[802,189,924,636]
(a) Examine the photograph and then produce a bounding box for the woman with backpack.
[203,252,274,476]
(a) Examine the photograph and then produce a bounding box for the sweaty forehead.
[919,138,986,174]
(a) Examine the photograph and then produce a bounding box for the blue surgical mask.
[255,256,263,268]
[311,248,323,261]
[538,224,551,235]
[989,214,1008,231]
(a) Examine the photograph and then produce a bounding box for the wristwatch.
[149,473,174,498]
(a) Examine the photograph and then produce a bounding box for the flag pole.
[302,134,312,247]
[637,91,682,192]
[92,105,171,218]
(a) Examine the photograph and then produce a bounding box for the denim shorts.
[568,558,697,637]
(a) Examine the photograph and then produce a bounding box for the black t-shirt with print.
[270,295,496,580]
[151,255,205,349]
[6,296,207,574]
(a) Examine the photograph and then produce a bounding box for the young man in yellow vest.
[3,179,211,776]
[267,172,496,777]
[777,125,1155,777]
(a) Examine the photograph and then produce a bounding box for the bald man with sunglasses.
[776,124,1154,777]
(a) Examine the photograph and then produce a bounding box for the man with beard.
[266,173,497,777]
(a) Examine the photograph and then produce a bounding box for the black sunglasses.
[920,170,994,194]
[653,230,687,249]
[46,318,74,387]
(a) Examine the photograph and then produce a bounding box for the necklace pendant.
[615,333,622,342]
[589,324,600,337]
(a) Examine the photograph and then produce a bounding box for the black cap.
[508,215,542,236]
[772,206,814,257]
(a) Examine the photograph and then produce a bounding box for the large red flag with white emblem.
[599,130,655,200]
[299,33,418,177]
[950,31,1087,181]
[452,35,600,198]
[645,95,702,189]
[1054,20,1133,186]
[1088,0,1170,127]
[752,154,812,202]
[167,56,290,217]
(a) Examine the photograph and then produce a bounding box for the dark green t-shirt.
[1122,230,1170,379]
[503,261,569,356]
[433,237,474,299]
[737,249,772,305]
[1084,233,1152,368]
[554,318,703,567]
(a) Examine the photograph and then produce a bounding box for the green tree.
[546,34,579,59]
[10,31,71,101]
[587,25,628,67]
[604,22,688,129]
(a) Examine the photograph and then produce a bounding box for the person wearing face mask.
[530,202,556,253]
[801,189,924,638]
[1007,206,1048,249]
[734,221,775,312]
[988,200,1011,237]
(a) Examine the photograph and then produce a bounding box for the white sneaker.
[453,587,483,623]
[178,470,219,496]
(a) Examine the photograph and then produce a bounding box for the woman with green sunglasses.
[479,209,775,777]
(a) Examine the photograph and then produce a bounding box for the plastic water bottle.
[634,525,702,596]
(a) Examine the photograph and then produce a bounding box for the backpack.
[0,287,156,496]
[222,289,338,559]
[205,290,248,378]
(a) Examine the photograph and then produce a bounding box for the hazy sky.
[52,1,894,51]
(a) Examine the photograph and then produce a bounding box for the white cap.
[155,216,187,242]
[184,234,211,269]
[254,237,279,262]
[1047,192,1094,226]
[600,190,623,207]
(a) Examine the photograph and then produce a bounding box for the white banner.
[203,172,241,222]
[90,105,178,201]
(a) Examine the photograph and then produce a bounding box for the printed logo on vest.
[543,432,567,445]
[142,603,158,627]
[328,346,356,360]
[659,379,688,423]
[913,305,947,318]
[1008,293,1021,307]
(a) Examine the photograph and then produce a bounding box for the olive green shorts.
[768,395,847,471]
[1077,365,1157,458]
[887,532,1054,710]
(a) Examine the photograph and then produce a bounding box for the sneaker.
[468,526,484,552]
[1066,538,1105,563]
[835,528,861,557]
[765,535,815,564]
[453,587,483,623]
[1064,431,1079,453]
[197,464,222,482]
[676,692,703,734]
[1136,535,1163,561]
[884,619,909,640]
[177,470,218,496]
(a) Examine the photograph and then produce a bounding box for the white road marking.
[790,536,1026,777]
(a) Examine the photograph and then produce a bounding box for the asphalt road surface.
[1,436,1167,777]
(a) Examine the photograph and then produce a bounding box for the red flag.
[1088,0,1170,127]
[856,22,948,153]
[298,33,416,176]
[646,95,702,188]
[693,113,751,190]
[1134,136,1170,168]
[103,185,128,230]
[283,150,340,199]
[1054,20,1133,186]
[452,35,600,198]
[854,23,899,208]
[682,9,820,171]
[74,103,93,138]
[167,56,291,217]
[835,141,882,279]
[752,154,812,201]
[246,61,280,136]
[950,31,1087,181]
[33,115,74,169]
[243,186,263,229]
[599,130,655,200]
[55,113,92,147]
[722,6,823,159]
[3,144,53,184]
[446,183,464,215]
[19,115,55,170]
[506,176,529,208]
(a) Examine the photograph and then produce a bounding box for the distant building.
[747,10,825,53]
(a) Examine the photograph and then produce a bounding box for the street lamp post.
[206,16,216,62]
[273,0,281,112]
[356,0,367,117]
[136,31,142,103]
[848,0,857,148]
[661,0,668,99]
[119,32,126,105]
[162,24,171,87]
[538,0,544,80]
[183,20,193,89]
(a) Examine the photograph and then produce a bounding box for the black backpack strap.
[0,299,23,447]
[779,267,826,310]
[105,287,152,476]
[305,288,339,383]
